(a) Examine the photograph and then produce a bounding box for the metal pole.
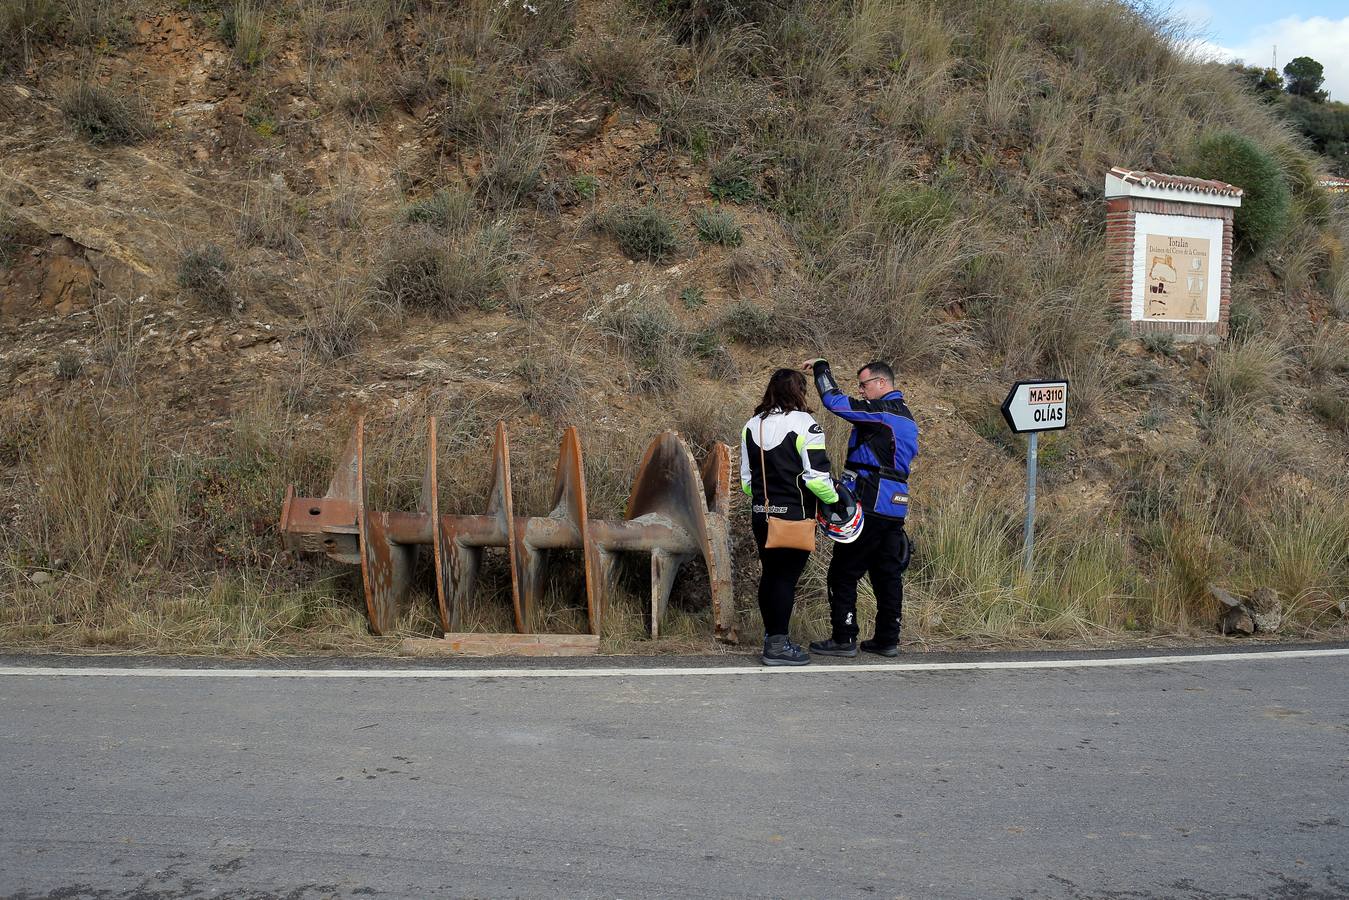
[1022,431,1038,574]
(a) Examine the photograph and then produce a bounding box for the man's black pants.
[827,515,906,645]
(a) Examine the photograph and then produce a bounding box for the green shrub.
[597,203,680,262]
[679,286,706,308]
[694,206,743,246]
[1139,332,1176,357]
[1184,132,1290,255]
[59,79,154,146]
[708,155,759,203]
[177,244,234,313]
[570,174,598,199]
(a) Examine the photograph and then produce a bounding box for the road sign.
[999,379,1070,573]
[1001,380,1069,434]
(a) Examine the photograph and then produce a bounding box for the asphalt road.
[1,648,1347,899]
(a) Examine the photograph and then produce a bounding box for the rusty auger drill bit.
[279,418,737,642]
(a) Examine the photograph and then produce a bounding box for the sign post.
[1000,380,1069,574]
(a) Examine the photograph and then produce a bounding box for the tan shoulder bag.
[758,416,816,552]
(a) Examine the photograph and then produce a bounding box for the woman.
[739,368,839,666]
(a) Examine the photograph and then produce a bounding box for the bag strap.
[757,416,772,508]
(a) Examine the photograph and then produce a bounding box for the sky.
[1169,0,1349,101]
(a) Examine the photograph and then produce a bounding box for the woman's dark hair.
[754,368,812,417]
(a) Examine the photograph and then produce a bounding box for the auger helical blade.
[488,423,526,633]
[438,421,517,632]
[626,432,716,638]
[355,417,417,635]
[699,442,737,642]
[550,428,601,635]
[424,417,453,634]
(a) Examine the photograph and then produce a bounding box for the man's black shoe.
[762,634,810,666]
[861,638,899,657]
[808,638,858,657]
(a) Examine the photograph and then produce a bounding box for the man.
[802,358,918,657]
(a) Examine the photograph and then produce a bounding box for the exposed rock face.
[39,238,98,315]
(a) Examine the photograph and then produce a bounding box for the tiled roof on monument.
[1107,167,1244,198]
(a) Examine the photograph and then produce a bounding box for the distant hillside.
[1,0,1345,655]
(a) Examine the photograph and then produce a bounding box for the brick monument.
[1105,167,1242,342]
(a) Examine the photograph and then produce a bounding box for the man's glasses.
[858,376,885,388]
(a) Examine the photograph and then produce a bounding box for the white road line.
[0,648,1346,679]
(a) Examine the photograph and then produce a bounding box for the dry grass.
[569,10,670,109]
[177,244,234,313]
[475,118,549,208]
[222,1,267,69]
[299,277,376,360]
[1207,336,1287,408]
[377,224,516,315]
[1,0,61,73]
[600,285,687,394]
[1301,324,1349,381]
[5,0,1349,659]
[59,77,153,146]
[238,184,304,253]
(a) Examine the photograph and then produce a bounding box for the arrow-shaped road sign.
[1001,380,1069,434]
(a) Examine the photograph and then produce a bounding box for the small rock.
[28,571,54,585]
[1220,606,1254,636]
[1250,587,1281,634]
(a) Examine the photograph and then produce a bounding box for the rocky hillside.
[1,0,1346,655]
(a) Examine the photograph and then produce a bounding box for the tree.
[1284,56,1328,102]
[1230,63,1282,101]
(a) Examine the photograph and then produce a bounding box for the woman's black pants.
[751,516,811,637]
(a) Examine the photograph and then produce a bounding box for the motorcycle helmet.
[817,482,864,544]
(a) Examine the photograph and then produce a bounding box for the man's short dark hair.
[858,361,894,384]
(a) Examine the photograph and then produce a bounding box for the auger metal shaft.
[279,418,737,642]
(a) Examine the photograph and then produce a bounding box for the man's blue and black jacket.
[812,360,919,521]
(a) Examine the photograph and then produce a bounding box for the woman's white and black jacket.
[811,360,919,521]
[739,409,839,521]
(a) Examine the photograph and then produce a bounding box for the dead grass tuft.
[59,77,154,146]
[377,224,516,315]
[1207,336,1286,409]
[601,286,687,394]
[300,277,376,360]
[177,244,234,314]
[238,185,304,253]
